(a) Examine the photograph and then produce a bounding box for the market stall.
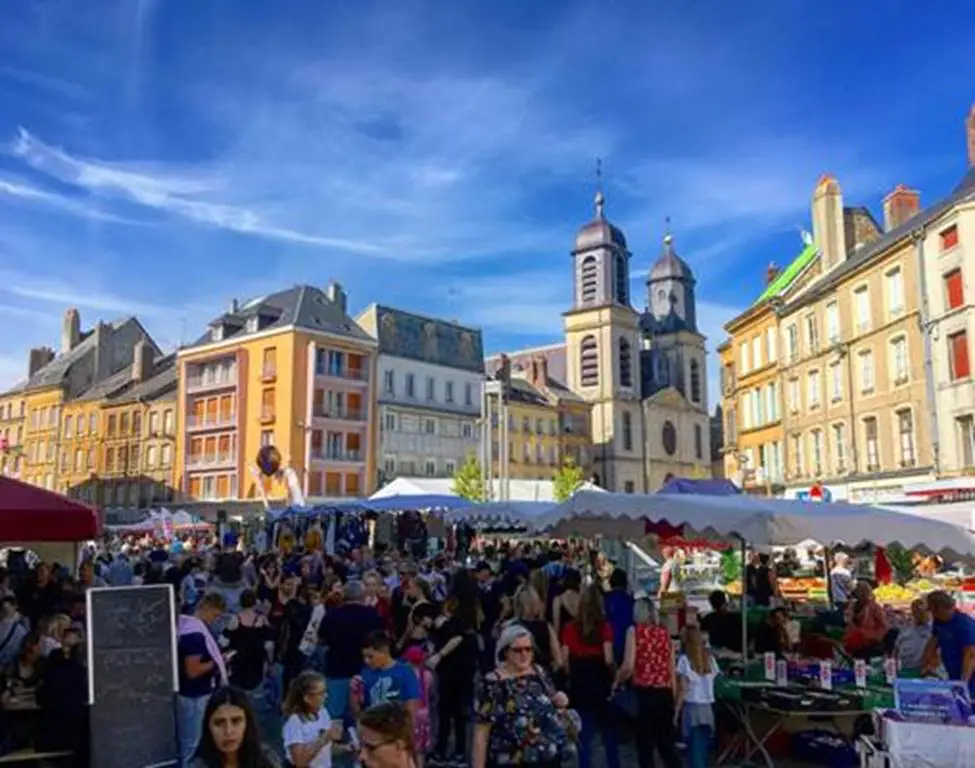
[0,476,100,565]
[532,491,975,767]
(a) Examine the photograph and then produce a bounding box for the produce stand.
[715,658,902,766]
[530,491,975,766]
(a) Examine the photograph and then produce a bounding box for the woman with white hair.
[472,624,572,768]
[830,552,855,610]
[614,598,681,768]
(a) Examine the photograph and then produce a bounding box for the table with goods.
[714,655,900,767]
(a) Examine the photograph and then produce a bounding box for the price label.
[820,660,833,690]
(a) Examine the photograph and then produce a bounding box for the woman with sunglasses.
[357,701,416,768]
[473,624,573,768]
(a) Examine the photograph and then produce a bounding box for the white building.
[922,110,975,476]
[357,305,484,484]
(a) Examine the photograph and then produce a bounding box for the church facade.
[487,189,712,493]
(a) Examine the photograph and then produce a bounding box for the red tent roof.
[0,476,100,542]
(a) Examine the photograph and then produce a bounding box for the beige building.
[923,105,975,477]
[777,107,975,501]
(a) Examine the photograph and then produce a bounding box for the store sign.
[796,484,833,502]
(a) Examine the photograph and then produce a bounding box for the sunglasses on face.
[360,738,394,753]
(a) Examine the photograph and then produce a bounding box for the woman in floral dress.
[473,624,574,768]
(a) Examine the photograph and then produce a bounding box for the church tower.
[639,227,712,487]
[564,186,646,493]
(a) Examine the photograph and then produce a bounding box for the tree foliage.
[452,453,485,502]
[552,457,585,503]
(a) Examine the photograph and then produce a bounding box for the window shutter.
[952,331,970,379]
[946,269,965,310]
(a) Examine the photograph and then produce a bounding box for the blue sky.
[1,1,973,404]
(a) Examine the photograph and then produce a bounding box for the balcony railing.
[318,365,368,382]
[313,408,367,422]
[311,449,363,463]
[187,371,237,391]
[187,414,236,429]
[187,452,235,468]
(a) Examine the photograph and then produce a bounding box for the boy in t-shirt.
[351,631,419,717]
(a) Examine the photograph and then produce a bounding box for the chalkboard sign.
[86,585,178,768]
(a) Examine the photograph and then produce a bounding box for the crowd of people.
[2,520,974,768]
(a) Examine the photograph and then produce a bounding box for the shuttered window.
[945,268,965,310]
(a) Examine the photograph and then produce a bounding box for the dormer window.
[211,325,224,341]
[246,316,259,333]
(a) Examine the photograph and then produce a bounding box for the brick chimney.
[28,347,55,378]
[61,308,80,354]
[530,355,548,388]
[882,184,921,232]
[132,339,154,383]
[766,262,780,285]
[967,103,975,168]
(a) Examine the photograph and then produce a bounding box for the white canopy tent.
[442,500,556,527]
[371,476,603,503]
[533,491,975,556]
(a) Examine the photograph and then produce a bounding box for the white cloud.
[0,176,131,223]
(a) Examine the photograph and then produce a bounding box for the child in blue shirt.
[351,631,420,714]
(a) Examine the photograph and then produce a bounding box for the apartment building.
[7,309,157,494]
[777,170,974,501]
[62,341,178,507]
[923,106,975,477]
[356,305,483,483]
[485,355,593,481]
[719,245,819,494]
[174,282,379,503]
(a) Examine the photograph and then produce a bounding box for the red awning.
[0,476,100,542]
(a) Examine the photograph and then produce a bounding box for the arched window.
[580,336,599,387]
[580,256,598,304]
[618,337,632,388]
[690,359,702,403]
[615,254,628,304]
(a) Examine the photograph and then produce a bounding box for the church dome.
[648,232,694,283]
[574,190,627,251]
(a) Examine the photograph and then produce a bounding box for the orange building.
[174,282,379,503]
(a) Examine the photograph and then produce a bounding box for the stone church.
[488,188,712,493]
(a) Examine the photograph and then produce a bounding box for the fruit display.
[725,580,742,596]
[874,583,916,603]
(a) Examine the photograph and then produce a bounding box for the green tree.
[552,457,585,502]
[452,453,485,502]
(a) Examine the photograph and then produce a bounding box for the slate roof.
[485,344,568,384]
[490,371,586,406]
[1,318,131,396]
[360,304,484,374]
[187,285,373,349]
[77,353,178,404]
[785,167,975,314]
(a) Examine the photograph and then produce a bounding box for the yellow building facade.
[4,311,160,499]
[486,360,593,481]
[720,245,821,494]
[174,283,380,503]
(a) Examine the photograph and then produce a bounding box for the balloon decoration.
[256,445,282,477]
